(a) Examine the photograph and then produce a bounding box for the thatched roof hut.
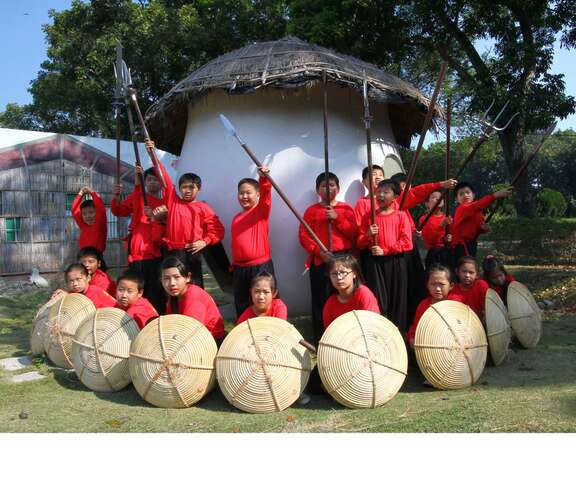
[146,36,441,154]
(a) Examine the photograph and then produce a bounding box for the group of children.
[56,145,516,359]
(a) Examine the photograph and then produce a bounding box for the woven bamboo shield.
[485,289,511,366]
[507,281,542,348]
[129,314,217,408]
[216,317,311,413]
[72,308,139,392]
[414,300,487,390]
[44,293,96,368]
[317,310,407,409]
[30,293,65,355]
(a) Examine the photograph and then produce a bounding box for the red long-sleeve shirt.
[90,269,116,297]
[116,297,159,330]
[354,196,376,226]
[395,182,442,233]
[236,298,288,325]
[322,285,380,329]
[157,161,225,251]
[452,194,496,246]
[357,209,413,254]
[231,175,272,267]
[451,279,490,319]
[111,185,166,262]
[72,190,107,253]
[165,284,225,339]
[83,284,116,309]
[407,293,465,344]
[419,213,447,250]
[299,201,357,266]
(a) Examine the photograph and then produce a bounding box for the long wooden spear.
[322,70,333,252]
[219,114,330,255]
[398,61,448,210]
[444,96,451,245]
[114,42,123,184]
[362,74,377,243]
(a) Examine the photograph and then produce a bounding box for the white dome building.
[147,37,441,315]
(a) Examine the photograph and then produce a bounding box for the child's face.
[238,183,260,210]
[81,205,96,225]
[116,279,143,308]
[328,262,356,293]
[250,278,276,314]
[179,181,200,202]
[161,267,190,297]
[80,255,100,276]
[488,268,506,287]
[145,174,161,195]
[427,271,452,301]
[363,169,384,191]
[457,262,478,287]
[426,191,444,211]
[66,269,89,294]
[456,187,475,205]
[399,181,407,191]
[376,186,397,208]
[317,180,339,203]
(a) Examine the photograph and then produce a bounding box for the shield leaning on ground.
[216,316,311,413]
[317,310,408,409]
[485,288,512,366]
[414,300,487,390]
[507,281,542,348]
[30,292,65,356]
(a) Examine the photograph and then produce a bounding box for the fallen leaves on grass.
[286,415,294,423]
[105,416,129,428]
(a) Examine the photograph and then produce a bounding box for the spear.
[219,114,330,255]
[362,73,377,243]
[485,122,557,223]
[398,61,448,210]
[114,42,123,185]
[322,70,333,252]
[444,96,451,245]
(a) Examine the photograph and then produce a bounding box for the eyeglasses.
[329,270,353,279]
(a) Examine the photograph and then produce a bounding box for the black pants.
[232,260,275,318]
[167,249,204,289]
[453,240,478,266]
[309,262,332,345]
[425,246,453,271]
[406,247,427,332]
[129,257,165,315]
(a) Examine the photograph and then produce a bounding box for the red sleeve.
[71,192,83,226]
[407,298,430,344]
[201,203,225,245]
[402,182,441,210]
[298,205,321,256]
[273,299,288,320]
[90,191,107,226]
[257,175,272,218]
[128,299,159,330]
[236,307,253,325]
[156,159,175,202]
[333,204,358,242]
[111,191,135,217]
[384,212,413,254]
[459,194,496,220]
[322,296,335,330]
[203,291,225,339]
[356,211,372,249]
[357,286,380,314]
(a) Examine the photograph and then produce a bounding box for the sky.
[0,1,575,140]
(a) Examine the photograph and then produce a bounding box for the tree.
[0,103,42,130]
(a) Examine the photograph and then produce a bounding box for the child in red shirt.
[236,271,287,325]
[114,270,159,329]
[231,166,275,318]
[322,253,380,330]
[452,256,489,321]
[482,255,515,305]
[52,263,116,309]
[419,190,452,270]
[358,179,412,333]
[161,256,225,343]
[77,247,116,297]
[354,165,385,226]
[71,187,107,254]
[299,172,358,344]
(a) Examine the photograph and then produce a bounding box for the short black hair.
[144,167,157,180]
[390,172,407,184]
[238,178,259,191]
[80,199,94,210]
[457,255,479,271]
[482,255,508,278]
[77,246,107,271]
[315,172,339,190]
[117,270,145,290]
[65,263,89,278]
[361,165,384,180]
[250,271,278,292]
[161,255,190,277]
[426,263,453,283]
[179,172,202,189]
[377,179,401,196]
[455,181,475,195]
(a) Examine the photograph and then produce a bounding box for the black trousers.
[167,249,204,289]
[364,253,408,334]
[425,246,453,271]
[232,259,275,318]
[129,257,165,315]
[309,262,332,345]
[406,247,427,332]
[453,240,478,266]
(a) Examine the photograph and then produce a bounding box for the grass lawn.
[1,265,575,433]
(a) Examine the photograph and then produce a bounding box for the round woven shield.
[129,314,217,408]
[216,317,311,413]
[507,281,542,348]
[317,310,407,409]
[72,307,140,392]
[44,293,96,368]
[414,300,487,390]
[30,293,65,355]
[485,289,512,366]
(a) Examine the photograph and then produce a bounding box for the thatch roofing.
[146,36,443,154]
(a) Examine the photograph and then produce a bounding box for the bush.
[536,188,567,217]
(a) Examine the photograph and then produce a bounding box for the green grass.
[1,266,575,432]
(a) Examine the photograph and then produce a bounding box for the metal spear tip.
[219,114,237,137]
[120,60,132,88]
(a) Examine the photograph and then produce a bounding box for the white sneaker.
[296,392,311,406]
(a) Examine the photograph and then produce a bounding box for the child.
[231,166,275,318]
[161,256,225,342]
[53,263,116,308]
[77,247,116,297]
[482,255,515,304]
[236,271,287,325]
[452,182,513,263]
[354,165,385,225]
[112,165,166,313]
[146,140,225,289]
[419,190,452,270]
[358,179,412,333]
[407,263,463,347]
[71,186,107,254]
[114,270,159,329]
[322,254,380,330]
[299,172,358,344]
[452,256,489,320]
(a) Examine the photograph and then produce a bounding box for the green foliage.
[537,188,567,217]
